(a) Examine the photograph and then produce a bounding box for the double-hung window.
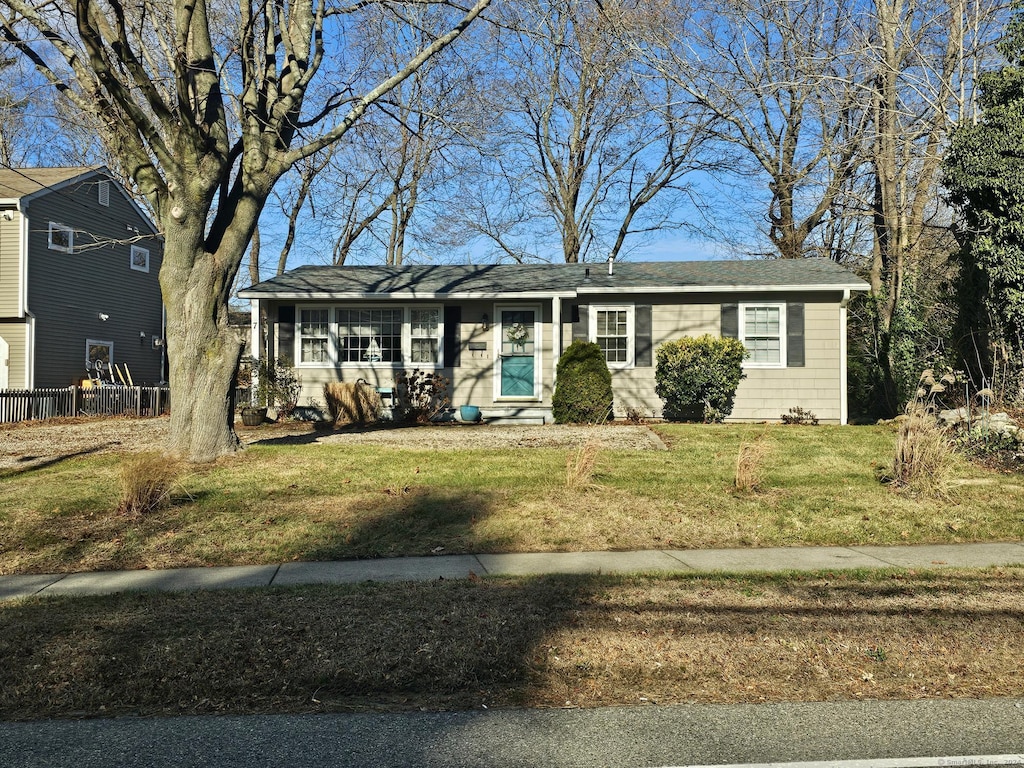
[410,308,440,364]
[591,306,633,368]
[298,308,331,364]
[740,303,785,367]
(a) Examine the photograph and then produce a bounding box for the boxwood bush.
[553,340,614,424]
[655,335,747,422]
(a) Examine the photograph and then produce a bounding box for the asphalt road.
[2,698,1024,768]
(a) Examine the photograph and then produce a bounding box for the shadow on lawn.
[299,485,508,561]
[4,568,1024,730]
[0,445,111,479]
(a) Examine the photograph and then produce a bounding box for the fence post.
[70,385,78,417]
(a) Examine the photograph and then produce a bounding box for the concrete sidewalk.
[3,542,1024,601]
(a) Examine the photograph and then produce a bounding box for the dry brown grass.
[3,568,1024,719]
[734,433,770,492]
[115,452,183,516]
[565,439,601,490]
[323,382,382,427]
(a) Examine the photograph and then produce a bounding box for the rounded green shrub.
[655,335,747,422]
[553,340,614,424]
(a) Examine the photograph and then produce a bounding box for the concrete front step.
[480,406,552,425]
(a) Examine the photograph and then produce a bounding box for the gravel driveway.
[0,416,666,469]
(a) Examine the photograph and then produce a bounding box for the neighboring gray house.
[0,167,165,389]
[239,259,870,424]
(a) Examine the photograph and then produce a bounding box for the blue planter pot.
[460,405,481,423]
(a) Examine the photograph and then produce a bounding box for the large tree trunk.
[161,231,245,461]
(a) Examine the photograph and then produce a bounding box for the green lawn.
[1,424,1022,575]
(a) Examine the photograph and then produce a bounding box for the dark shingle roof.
[238,258,869,300]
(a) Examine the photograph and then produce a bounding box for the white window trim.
[98,180,110,206]
[407,306,444,368]
[295,306,335,367]
[48,222,74,253]
[130,244,150,273]
[589,304,635,370]
[739,301,787,369]
[293,304,445,369]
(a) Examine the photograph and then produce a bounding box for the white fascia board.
[576,282,870,295]
[237,290,578,301]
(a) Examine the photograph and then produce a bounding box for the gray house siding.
[25,176,164,387]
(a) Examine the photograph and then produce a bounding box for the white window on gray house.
[298,308,331,363]
[741,303,785,366]
[337,308,403,363]
[130,245,150,272]
[591,306,633,367]
[98,181,110,206]
[410,308,440,364]
[48,222,74,252]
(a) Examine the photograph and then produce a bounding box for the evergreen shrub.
[552,340,614,423]
[655,335,747,422]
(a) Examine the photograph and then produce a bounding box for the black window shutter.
[443,305,462,367]
[721,303,738,339]
[572,304,589,341]
[787,302,805,367]
[635,304,652,367]
[277,305,295,366]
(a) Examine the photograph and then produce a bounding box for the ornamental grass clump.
[565,439,602,489]
[117,452,184,516]
[552,340,613,424]
[890,370,958,495]
[323,382,382,426]
[734,434,770,492]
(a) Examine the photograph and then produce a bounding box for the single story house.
[238,258,870,423]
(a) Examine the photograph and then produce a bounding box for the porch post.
[551,296,562,384]
[249,299,261,407]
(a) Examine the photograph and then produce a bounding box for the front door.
[497,308,538,399]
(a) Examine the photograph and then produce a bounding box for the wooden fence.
[0,386,171,424]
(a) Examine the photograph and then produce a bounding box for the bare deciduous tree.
[643,0,872,261]
[464,0,713,265]
[863,0,1006,408]
[0,0,490,461]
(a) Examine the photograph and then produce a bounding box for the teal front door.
[498,309,537,398]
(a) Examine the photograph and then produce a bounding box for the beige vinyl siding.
[0,211,22,317]
[0,323,28,389]
[562,292,847,424]
[25,176,164,387]
[730,300,842,422]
